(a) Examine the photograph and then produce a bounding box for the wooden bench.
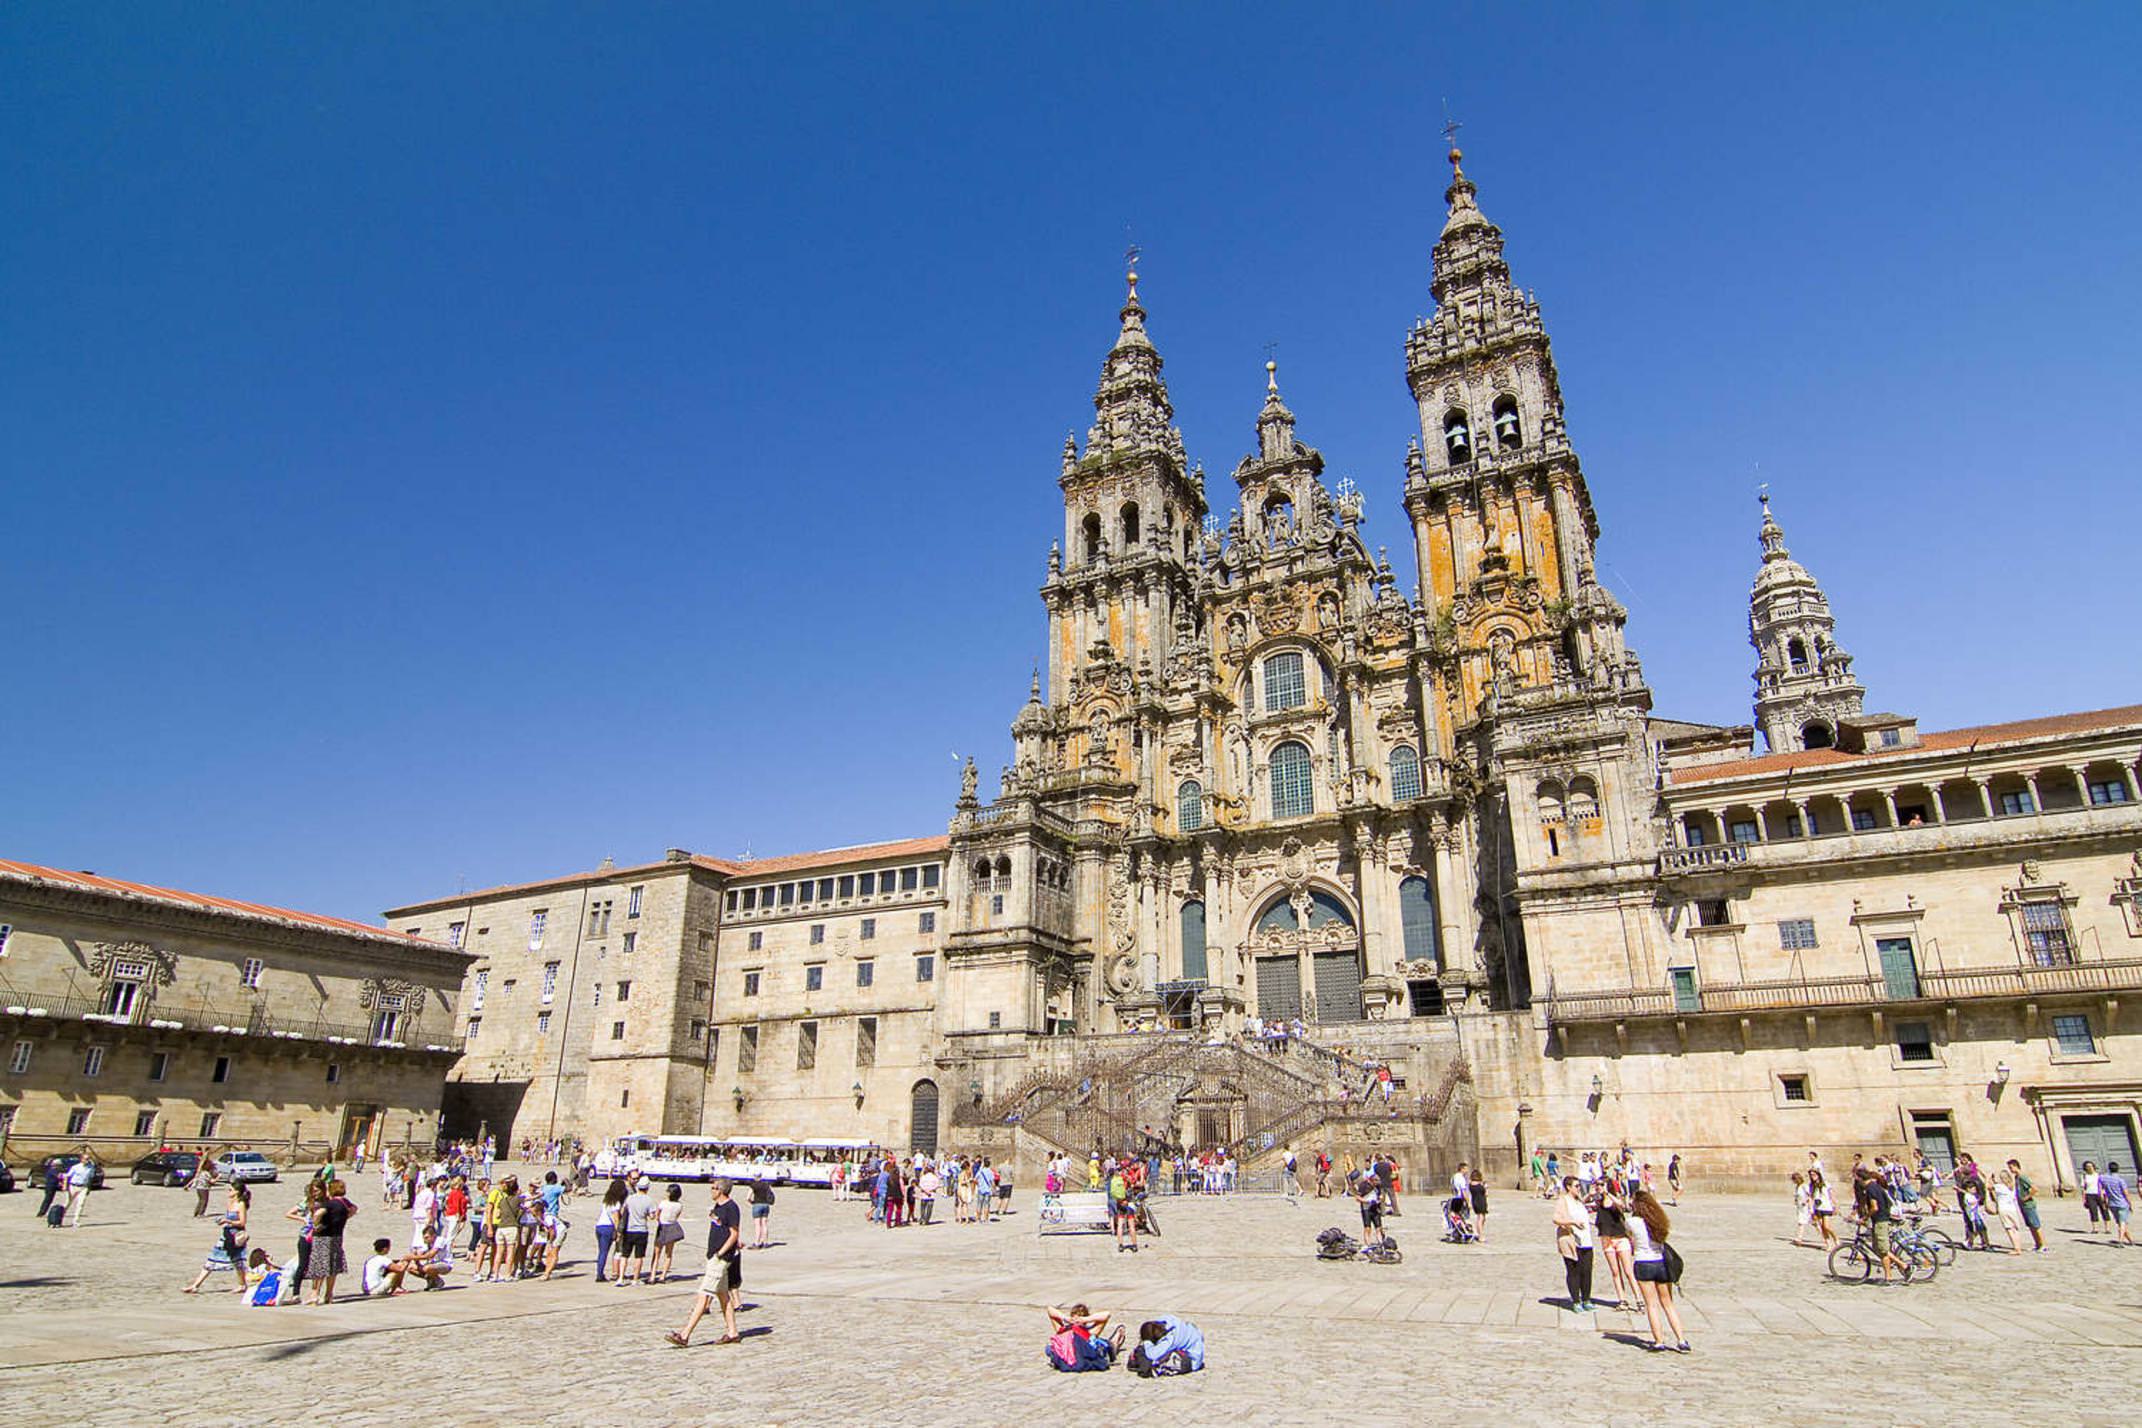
[1036,1191,1113,1235]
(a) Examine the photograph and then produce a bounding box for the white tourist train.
[606,1133,884,1185]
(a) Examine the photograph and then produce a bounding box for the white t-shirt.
[413,1186,437,1224]
[66,1162,95,1190]
[1556,1195,1596,1249]
[1451,1171,1470,1198]
[363,1254,395,1295]
[2084,1171,2102,1195]
[623,1192,655,1233]
[656,1198,683,1227]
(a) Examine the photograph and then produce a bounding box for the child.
[245,1249,284,1306]
[1790,1171,1812,1246]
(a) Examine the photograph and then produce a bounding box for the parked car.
[130,1150,204,1187]
[210,1150,279,1184]
[33,1154,106,1189]
[0,1162,15,1193]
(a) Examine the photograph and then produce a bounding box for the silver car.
[211,1151,280,1183]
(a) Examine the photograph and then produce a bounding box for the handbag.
[1662,1241,1685,1284]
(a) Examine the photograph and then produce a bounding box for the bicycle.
[1895,1217,1957,1269]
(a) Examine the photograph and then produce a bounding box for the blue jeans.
[594,1223,615,1280]
[1048,1336,1116,1372]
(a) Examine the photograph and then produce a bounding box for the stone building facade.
[391,143,2141,1186]
[0,859,470,1164]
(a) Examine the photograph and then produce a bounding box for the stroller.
[1442,1196,1479,1244]
[1315,1225,1402,1265]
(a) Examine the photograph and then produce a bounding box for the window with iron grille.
[1264,652,1307,712]
[67,1108,91,1135]
[1270,740,1314,819]
[1778,918,1818,951]
[1178,779,1205,832]
[10,1041,32,1074]
[919,911,935,934]
[611,1021,625,1040]
[1780,1074,1810,1102]
[856,1015,878,1068]
[2021,901,2073,966]
[2052,1013,2095,1056]
[1895,1021,1935,1063]
[738,1024,759,1073]
[1389,746,1422,802]
[536,1012,549,1035]
[797,1020,818,1070]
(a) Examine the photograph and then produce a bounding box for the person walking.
[63,1154,98,1226]
[666,1180,742,1348]
[192,1156,218,1218]
[1627,1189,1690,1353]
[1667,1153,1684,1206]
[2081,1160,2105,1231]
[651,1182,685,1281]
[2006,1159,2045,1253]
[34,1160,62,1222]
[184,1183,252,1294]
[1808,1168,1839,1249]
[1553,1175,1597,1312]
[617,1179,655,1283]
[1990,1168,2026,1255]
[1790,1172,1814,1246]
[975,1160,998,1223]
[593,1178,627,1281]
[1467,1169,1488,1242]
[2100,1162,2134,1245]
[1594,1179,1639,1309]
[750,1177,776,1246]
[1851,1166,1906,1283]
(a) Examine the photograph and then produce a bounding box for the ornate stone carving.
[359,977,428,1014]
[1253,584,1306,637]
[88,940,177,987]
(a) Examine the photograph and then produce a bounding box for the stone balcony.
[1539,954,2142,1025]
[0,983,464,1055]
[1658,801,2142,879]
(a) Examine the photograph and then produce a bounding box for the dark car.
[130,1150,203,1187]
[33,1154,106,1189]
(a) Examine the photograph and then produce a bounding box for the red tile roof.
[391,834,950,913]
[0,858,446,947]
[1669,703,2142,786]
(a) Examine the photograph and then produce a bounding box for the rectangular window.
[2088,778,2131,806]
[1880,728,1902,747]
[991,894,1005,915]
[536,1011,551,1035]
[922,864,941,890]
[149,1051,169,1082]
[988,1011,1002,1029]
[810,924,826,945]
[467,1016,482,1040]
[541,962,559,1004]
[1999,789,2034,816]
[134,1109,157,1137]
[198,1112,220,1139]
[326,1062,340,1084]
[83,1046,105,1077]
[611,1021,626,1040]
[472,969,488,1010]
[743,971,761,997]
[857,872,875,896]
[797,1020,819,1069]
[528,909,548,949]
[780,883,796,906]
[2052,1013,2096,1056]
[916,954,935,983]
[622,931,636,955]
[502,978,516,997]
[1895,1020,1935,1063]
[1728,820,1759,844]
[691,1018,707,1042]
[919,911,936,934]
[66,1108,91,1136]
[828,874,847,899]
[240,957,264,988]
[818,878,834,901]
[2021,902,2074,966]
[212,1055,231,1083]
[1877,937,1920,1000]
[0,924,10,956]
[1778,918,1818,951]
[856,1015,878,1068]
[1696,899,1730,927]
[698,932,712,953]
[741,888,756,911]
[588,900,612,936]
[10,1041,30,1074]
[725,891,738,913]
[901,867,919,892]
[692,979,709,1001]
[1669,967,1698,1013]
[1780,1074,1810,1103]
[1850,808,1878,831]
[806,964,824,991]
[748,931,764,952]
[798,879,814,904]
[628,884,644,918]
[616,980,631,1002]
[447,921,466,948]
[856,960,874,988]
[860,918,875,940]
[739,1024,759,1073]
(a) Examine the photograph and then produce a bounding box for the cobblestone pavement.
[5,1169,2138,1424]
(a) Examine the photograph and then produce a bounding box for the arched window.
[1263,651,1307,712]
[993,854,1012,890]
[973,857,992,885]
[1256,897,1299,933]
[1568,777,1600,821]
[1081,513,1102,565]
[1389,745,1423,802]
[1443,409,1472,462]
[1536,780,1565,822]
[1492,395,1522,449]
[1306,889,1355,927]
[1120,501,1140,549]
[1802,721,1835,750]
[1180,900,1208,981]
[1269,740,1313,819]
[1177,779,1205,833]
[1787,637,1809,673]
[1399,876,1439,969]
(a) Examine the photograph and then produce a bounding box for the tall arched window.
[1389,745,1422,802]
[1081,513,1102,565]
[1399,876,1439,969]
[1120,501,1140,549]
[1492,394,1522,449]
[1177,779,1205,833]
[1263,651,1307,712]
[1180,900,1208,982]
[1269,740,1313,819]
[1443,409,1472,462]
[1787,637,1808,673]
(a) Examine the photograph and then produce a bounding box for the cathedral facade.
[394,145,2142,1186]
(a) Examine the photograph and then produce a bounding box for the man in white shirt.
[64,1157,97,1226]
[411,1175,439,1247]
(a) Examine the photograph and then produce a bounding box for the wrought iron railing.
[0,979,462,1053]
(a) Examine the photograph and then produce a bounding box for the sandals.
[714,1334,741,1345]
[664,1331,691,1348]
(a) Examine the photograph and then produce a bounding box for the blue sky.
[4,4,2137,922]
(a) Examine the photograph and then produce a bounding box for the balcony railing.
[0,984,462,1054]
[1541,956,2142,1024]
[1659,844,1750,873]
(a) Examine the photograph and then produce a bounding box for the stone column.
[1974,777,1996,819]
[1881,789,1900,827]
[1791,799,1814,838]
[1431,829,1466,974]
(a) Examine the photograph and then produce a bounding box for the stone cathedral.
[396,145,2142,1186]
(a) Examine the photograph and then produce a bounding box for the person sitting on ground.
[1129,1315,1205,1377]
[1044,1303,1125,1372]
[362,1237,399,1296]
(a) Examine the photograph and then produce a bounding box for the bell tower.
[1749,494,1865,752]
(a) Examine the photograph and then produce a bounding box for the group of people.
[1042,1304,1205,1377]
[1791,1148,2135,1265]
[31,1154,101,1226]
[1530,1146,1683,1206]
[830,1151,1011,1227]
[1551,1169,1690,1352]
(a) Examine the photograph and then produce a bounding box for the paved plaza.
[2,1170,2136,1424]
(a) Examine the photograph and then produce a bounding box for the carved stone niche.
[360,978,428,1014]
[89,940,179,987]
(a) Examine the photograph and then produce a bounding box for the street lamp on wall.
[1994,1062,2011,1084]
[852,1081,865,1109]
[968,1077,983,1105]
[731,1085,746,1112]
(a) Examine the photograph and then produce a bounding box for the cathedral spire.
[1084,260,1184,464]
[1431,142,1512,303]
[1749,493,1865,752]
[1256,359,1295,460]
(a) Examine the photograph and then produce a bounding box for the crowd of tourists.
[1786,1147,2133,1267]
[828,1151,1014,1226]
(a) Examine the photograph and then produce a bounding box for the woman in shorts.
[1627,1189,1689,1353]
[651,1183,685,1281]
[1807,1168,1839,1249]
[1467,1174,1489,1243]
